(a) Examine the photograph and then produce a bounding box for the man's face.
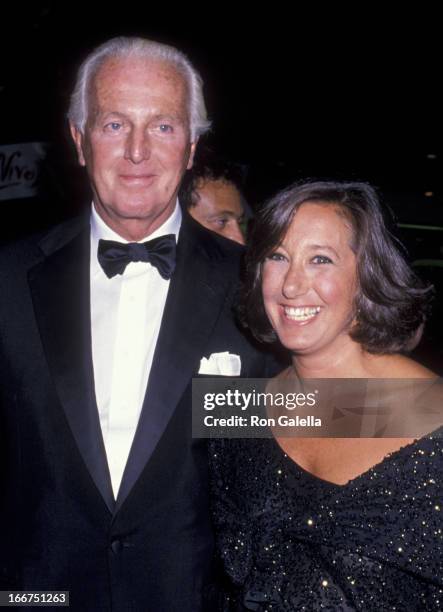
[70,56,196,240]
[189,178,246,244]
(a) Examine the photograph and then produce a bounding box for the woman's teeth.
[284,306,321,321]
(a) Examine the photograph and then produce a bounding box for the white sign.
[0,142,48,201]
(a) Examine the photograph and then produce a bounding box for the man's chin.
[109,199,164,219]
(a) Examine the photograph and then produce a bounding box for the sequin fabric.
[209,431,443,611]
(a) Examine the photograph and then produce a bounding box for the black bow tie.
[98,234,177,279]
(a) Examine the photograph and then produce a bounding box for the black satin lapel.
[116,223,231,509]
[28,227,114,512]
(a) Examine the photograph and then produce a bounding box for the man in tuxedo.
[0,37,269,611]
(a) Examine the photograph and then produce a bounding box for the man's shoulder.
[180,212,244,267]
[0,214,88,274]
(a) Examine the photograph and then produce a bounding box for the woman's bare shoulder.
[367,353,437,379]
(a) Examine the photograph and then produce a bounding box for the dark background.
[1,5,442,223]
[1,3,441,370]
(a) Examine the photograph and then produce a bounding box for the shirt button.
[110,538,122,554]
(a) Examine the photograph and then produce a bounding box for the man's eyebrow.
[94,111,185,122]
[207,211,237,219]
[95,110,127,120]
[152,113,185,122]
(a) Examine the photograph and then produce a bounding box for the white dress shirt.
[90,203,182,497]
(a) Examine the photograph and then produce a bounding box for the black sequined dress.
[210,433,443,611]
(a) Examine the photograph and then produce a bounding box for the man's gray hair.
[67,36,211,141]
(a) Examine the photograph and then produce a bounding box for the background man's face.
[189,178,246,244]
[71,56,196,239]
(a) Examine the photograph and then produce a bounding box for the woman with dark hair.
[210,181,442,611]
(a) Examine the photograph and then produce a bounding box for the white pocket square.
[198,352,241,376]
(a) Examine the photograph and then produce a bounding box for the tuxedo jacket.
[0,211,270,611]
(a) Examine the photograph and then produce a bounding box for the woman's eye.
[159,124,173,133]
[312,255,333,264]
[266,252,287,262]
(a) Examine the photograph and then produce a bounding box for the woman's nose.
[282,264,309,299]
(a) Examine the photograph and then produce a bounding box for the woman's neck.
[292,338,369,378]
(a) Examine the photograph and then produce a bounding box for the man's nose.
[124,128,151,163]
[226,221,245,245]
[282,264,309,299]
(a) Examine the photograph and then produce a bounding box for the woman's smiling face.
[261,202,358,358]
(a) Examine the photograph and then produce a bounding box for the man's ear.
[69,122,87,167]
[187,139,198,170]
